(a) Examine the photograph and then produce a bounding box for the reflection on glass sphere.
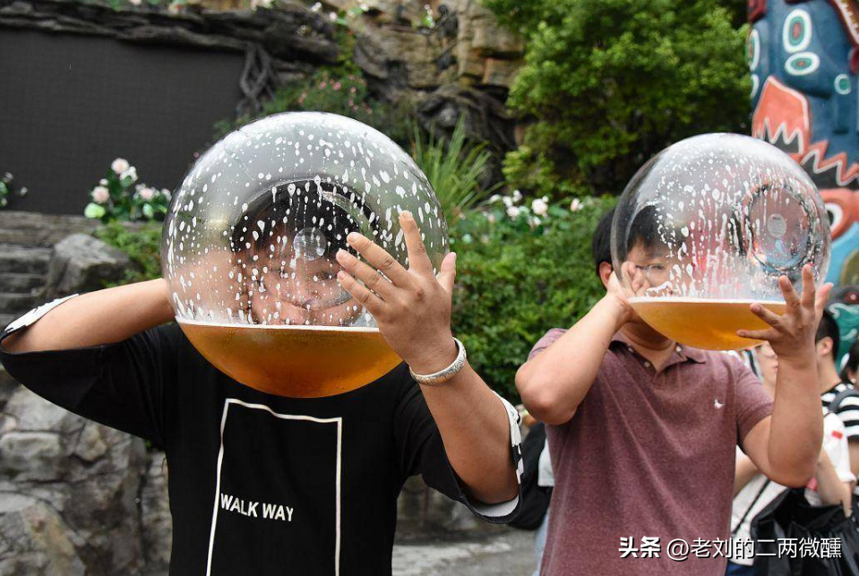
[611,133,830,350]
[161,112,448,396]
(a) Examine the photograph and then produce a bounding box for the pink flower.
[92,186,109,204]
[138,187,155,201]
[333,82,341,91]
[111,158,129,174]
[350,86,357,94]
[319,82,327,89]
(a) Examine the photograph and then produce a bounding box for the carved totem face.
[750,0,859,286]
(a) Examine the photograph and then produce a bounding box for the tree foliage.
[483,0,751,197]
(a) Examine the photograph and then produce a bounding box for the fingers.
[779,275,801,310]
[750,302,782,328]
[335,249,395,299]
[737,328,777,341]
[400,211,433,278]
[346,232,413,288]
[437,252,457,294]
[337,270,384,315]
[815,282,833,315]
[799,265,815,309]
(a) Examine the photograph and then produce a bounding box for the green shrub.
[450,195,616,399]
[95,221,163,286]
[483,0,751,198]
[411,118,501,224]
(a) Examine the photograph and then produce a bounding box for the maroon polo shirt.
[531,329,773,576]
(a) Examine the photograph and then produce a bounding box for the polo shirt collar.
[610,331,707,365]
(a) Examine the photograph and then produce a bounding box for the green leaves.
[450,195,616,399]
[84,203,107,219]
[84,160,170,224]
[411,118,501,224]
[485,0,751,197]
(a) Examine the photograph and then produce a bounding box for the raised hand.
[737,265,833,361]
[335,211,458,374]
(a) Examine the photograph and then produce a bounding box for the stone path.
[393,529,537,576]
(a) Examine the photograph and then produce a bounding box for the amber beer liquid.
[628,297,788,351]
[177,320,402,398]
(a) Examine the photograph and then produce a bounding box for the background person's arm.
[734,453,760,496]
[337,211,518,504]
[815,451,854,516]
[2,278,173,353]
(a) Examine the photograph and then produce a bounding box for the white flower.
[138,187,155,201]
[91,186,110,204]
[487,213,496,224]
[570,198,583,212]
[488,194,501,204]
[311,2,321,11]
[506,206,520,219]
[329,11,337,20]
[120,166,138,182]
[359,2,369,10]
[531,198,548,216]
[111,158,129,174]
[532,216,541,226]
[162,188,172,200]
[502,196,513,208]
[512,189,522,202]
[128,0,142,5]
[99,179,108,186]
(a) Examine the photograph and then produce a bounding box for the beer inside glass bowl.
[161,112,448,397]
[611,134,830,351]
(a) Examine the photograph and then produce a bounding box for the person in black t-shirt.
[0,211,522,576]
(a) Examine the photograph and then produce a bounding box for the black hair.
[841,338,859,381]
[229,179,377,258]
[816,308,840,360]
[626,204,667,255]
[592,207,615,278]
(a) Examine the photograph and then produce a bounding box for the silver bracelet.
[409,338,467,386]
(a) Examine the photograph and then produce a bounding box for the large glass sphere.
[611,133,830,350]
[162,112,448,397]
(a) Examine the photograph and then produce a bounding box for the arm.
[735,453,760,496]
[2,278,173,353]
[515,272,632,425]
[815,450,854,516]
[738,266,832,487]
[336,211,517,504]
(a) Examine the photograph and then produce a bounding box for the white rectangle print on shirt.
[206,399,342,576]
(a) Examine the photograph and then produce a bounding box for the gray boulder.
[46,234,132,297]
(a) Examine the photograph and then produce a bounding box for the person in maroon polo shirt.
[516,207,832,576]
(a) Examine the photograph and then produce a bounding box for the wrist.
[405,335,458,375]
[597,295,630,331]
[775,351,816,372]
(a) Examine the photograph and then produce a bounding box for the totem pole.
[750,0,859,361]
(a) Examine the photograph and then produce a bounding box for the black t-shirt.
[0,301,521,576]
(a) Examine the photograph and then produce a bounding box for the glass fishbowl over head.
[611,133,830,350]
[162,112,448,396]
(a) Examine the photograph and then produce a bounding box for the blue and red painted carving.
[749,0,859,289]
